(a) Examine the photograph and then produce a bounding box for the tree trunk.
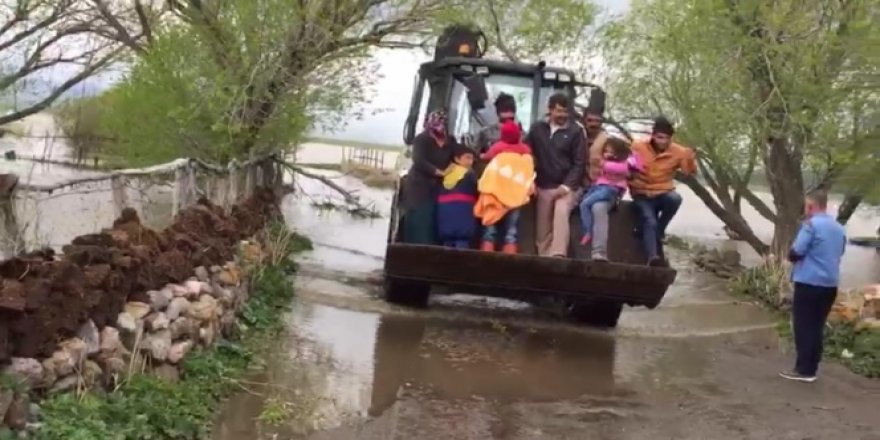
[836,194,863,225]
[679,175,770,255]
[765,137,805,257]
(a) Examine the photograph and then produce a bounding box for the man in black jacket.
[525,93,586,257]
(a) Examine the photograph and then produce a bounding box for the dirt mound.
[0,188,281,362]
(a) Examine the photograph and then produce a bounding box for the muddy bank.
[0,188,281,362]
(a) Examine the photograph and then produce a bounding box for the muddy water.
[211,170,789,439]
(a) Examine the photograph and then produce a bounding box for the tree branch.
[0,48,121,126]
[276,159,378,217]
[678,174,770,255]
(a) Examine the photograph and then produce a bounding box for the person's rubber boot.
[480,241,495,252]
[501,243,518,254]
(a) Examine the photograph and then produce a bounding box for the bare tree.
[0,0,120,126]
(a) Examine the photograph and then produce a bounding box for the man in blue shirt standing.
[780,190,846,383]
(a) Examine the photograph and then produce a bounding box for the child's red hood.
[489,142,531,155]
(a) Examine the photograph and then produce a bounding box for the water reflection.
[368,314,616,417]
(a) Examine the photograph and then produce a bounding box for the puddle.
[213,284,770,439]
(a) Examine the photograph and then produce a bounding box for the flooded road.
[213,171,880,440]
[1,127,878,438]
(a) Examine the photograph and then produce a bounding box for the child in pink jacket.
[578,137,643,246]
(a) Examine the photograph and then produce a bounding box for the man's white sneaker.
[779,370,817,383]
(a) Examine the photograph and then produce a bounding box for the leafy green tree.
[600,0,878,256]
[77,0,601,166]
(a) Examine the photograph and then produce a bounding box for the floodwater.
[3,119,879,285]
[1,124,877,438]
[212,174,879,440]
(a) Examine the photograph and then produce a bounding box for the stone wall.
[0,189,280,434]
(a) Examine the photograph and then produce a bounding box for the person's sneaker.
[480,241,495,252]
[779,370,817,383]
[592,254,608,262]
[647,257,664,267]
[501,243,518,255]
[580,234,592,246]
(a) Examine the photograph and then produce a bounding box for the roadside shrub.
[730,259,792,309]
[823,322,880,378]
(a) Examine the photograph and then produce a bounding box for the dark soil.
[0,188,281,362]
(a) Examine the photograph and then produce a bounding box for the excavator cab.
[384,27,677,328]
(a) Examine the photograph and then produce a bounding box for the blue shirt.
[790,213,846,288]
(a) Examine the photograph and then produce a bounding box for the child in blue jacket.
[436,147,478,249]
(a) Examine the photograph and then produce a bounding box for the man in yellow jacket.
[629,117,697,266]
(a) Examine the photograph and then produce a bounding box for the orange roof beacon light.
[458,43,471,55]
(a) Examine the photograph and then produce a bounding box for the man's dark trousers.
[792,282,837,376]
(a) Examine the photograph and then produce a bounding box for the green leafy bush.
[730,260,792,309]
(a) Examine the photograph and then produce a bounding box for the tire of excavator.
[568,300,624,328]
[383,278,430,308]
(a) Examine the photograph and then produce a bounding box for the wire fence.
[0,153,286,259]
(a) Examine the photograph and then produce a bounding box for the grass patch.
[731,262,880,378]
[295,163,342,171]
[663,234,690,251]
[0,120,27,137]
[340,161,396,190]
[304,137,402,152]
[34,223,311,440]
[730,260,791,309]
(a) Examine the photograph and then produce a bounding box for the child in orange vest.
[479,121,532,254]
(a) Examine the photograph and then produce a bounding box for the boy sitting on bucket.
[436,146,478,249]
[475,121,535,254]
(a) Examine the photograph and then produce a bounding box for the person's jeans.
[632,191,683,260]
[792,282,837,376]
[590,201,611,258]
[578,185,620,238]
[483,209,520,244]
[442,240,471,249]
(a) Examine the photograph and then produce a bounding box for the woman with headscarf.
[401,110,456,244]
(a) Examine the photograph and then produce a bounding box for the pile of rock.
[0,254,256,433]
[829,284,880,330]
[0,188,280,364]
[691,244,744,279]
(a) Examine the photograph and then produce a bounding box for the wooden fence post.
[184,161,197,206]
[0,174,22,253]
[171,166,183,217]
[110,175,128,218]
[228,161,239,205]
[244,163,252,198]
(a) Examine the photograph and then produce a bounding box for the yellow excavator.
[384,26,677,328]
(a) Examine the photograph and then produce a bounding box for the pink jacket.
[595,154,644,191]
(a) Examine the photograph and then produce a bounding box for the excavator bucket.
[384,194,677,327]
